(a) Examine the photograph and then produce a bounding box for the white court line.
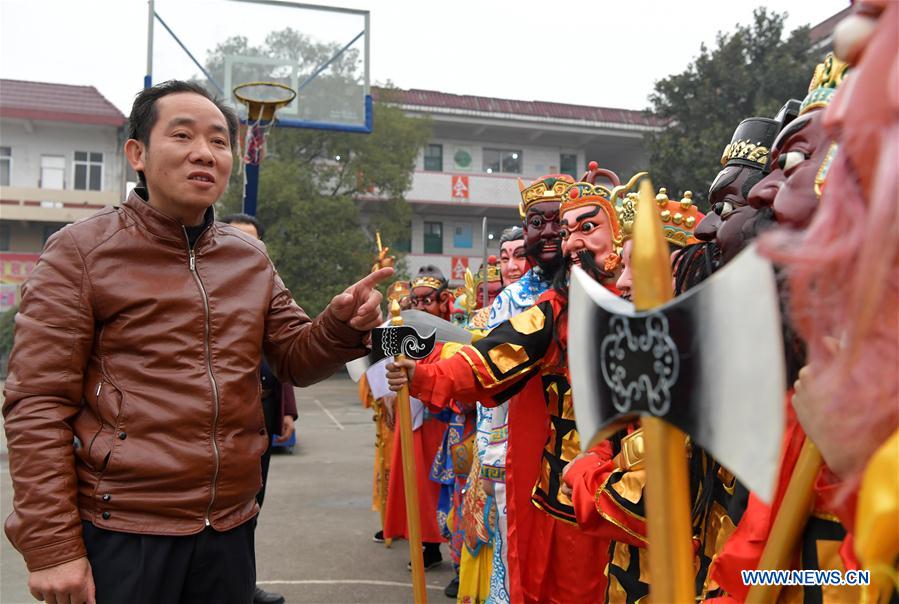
[313,398,345,430]
[257,579,442,591]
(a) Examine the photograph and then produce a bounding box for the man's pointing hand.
[330,267,394,331]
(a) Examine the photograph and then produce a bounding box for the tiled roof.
[809,6,852,45]
[0,79,126,126]
[374,87,665,128]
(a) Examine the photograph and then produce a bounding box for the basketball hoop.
[233,82,296,166]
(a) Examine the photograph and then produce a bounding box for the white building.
[365,88,664,285]
[0,79,128,311]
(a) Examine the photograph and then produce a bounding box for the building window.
[0,146,11,186]
[423,221,443,254]
[453,223,472,248]
[74,151,103,191]
[40,155,65,189]
[483,148,522,174]
[42,224,64,247]
[393,222,412,252]
[0,223,9,251]
[423,144,443,172]
[560,153,578,179]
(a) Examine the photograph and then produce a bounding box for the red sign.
[1,252,40,312]
[1,253,40,285]
[451,175,469,199]
[451,256,469,280]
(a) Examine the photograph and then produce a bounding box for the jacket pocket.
[86,379,125,474]
[86,424,116,473]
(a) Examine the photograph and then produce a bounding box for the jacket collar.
[123,187,215,247]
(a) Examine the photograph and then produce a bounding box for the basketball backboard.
[147,0,371,132]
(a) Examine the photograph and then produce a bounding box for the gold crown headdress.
[386,280,410,302]
[411,275,446,291]
[475,258,502,284]
[800,52,849,115]
[518,174,576,219]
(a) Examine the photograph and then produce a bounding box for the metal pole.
[145,0,155,88]
[243,163,260,216]
[363,11,371,97]
[481,217,488,307]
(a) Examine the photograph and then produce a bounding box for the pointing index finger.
[355,267,394,293]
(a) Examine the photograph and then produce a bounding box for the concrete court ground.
[1,375,455,603]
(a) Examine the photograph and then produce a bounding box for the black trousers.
[257,390,281,508]
[82,520,255,604]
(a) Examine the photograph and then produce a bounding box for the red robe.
[708,393,861,603]
[410,290,609,604]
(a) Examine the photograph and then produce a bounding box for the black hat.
[719,118,780,170]
[717,99,802,172]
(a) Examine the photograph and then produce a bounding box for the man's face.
[616,239,633,301]
[560,204,615,272]
[523,202,562,269]
[749,112,830,230]
[696,166,761,264]
[499,239,527,284]
[230,222,259,240]
[128,92,233,224]
[409,286,446,318]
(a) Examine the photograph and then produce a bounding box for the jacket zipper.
[185,230,220,527]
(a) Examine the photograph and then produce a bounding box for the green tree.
[217,94,431,316]
[647,8,817,208]
[0,306,16,376]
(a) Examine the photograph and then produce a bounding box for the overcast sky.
[1,0,848,116]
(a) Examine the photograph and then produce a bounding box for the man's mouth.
[542,242,558,253]
[188,172,215,184]
[569,254,581,266]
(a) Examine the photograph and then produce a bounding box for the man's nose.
[189,140,215,165]
[694,213,720,242]
[568,234,585,250]
[747,175,779,210]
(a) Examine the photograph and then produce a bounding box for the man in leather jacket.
[2,80,390,604]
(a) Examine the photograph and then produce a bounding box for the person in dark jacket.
[221,213,299,604]
[2,80,390,604]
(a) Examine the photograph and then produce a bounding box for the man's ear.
[124,139,146,173]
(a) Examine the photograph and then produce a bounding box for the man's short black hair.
[221,213,265,239]
[128,80,239,149]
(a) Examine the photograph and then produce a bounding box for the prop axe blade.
[346,311,468,381]
[370,324,436,365]
[569,242,785,503]
[400,310,473,347]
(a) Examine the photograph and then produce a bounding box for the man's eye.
[777,150,808,172]
[581,222,596,233]
[559,229,569,240]
[715,201,735,218]
[530,218,543,228]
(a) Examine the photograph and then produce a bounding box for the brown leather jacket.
[2,191,368,571]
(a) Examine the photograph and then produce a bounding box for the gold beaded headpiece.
[655,189,704,247]
[616,188,705,248]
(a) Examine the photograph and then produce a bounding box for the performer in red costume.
[387,166,630,604]
[382,266,454,570]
